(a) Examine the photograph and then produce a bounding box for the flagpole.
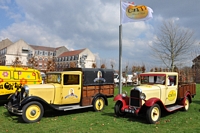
[119,24,122,94]
[119,0,122,94]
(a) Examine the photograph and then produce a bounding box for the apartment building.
[0,39,96,71]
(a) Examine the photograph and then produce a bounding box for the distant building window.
[39,51,43,55]
[62,57,65,61]
[72,56,74,60]
[65,57,68,61]
[44,51,48,56]
[39,57,43,61]
[68,56,71,61]
[49,52,53,56]
[75,55,79,60]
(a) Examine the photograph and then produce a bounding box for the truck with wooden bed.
[114,72,196,124]
[5,68,114,123]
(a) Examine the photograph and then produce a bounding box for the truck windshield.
[46,73,61,84]
[141,75,166,85]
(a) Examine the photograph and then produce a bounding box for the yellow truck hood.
[135,84,166,100]
[26,84,61,104]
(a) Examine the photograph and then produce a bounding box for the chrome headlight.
[140,93,146,100]
[23,85,29,98]
[122,91,127,97]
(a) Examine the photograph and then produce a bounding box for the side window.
[168,76,177,86]
[63,74,79,85]
[14,71,19,79]
[17,71,36,80]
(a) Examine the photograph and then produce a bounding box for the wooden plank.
[81,84,114,106]
[177,83,196,99]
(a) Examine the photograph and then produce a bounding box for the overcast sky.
[0,0,199,70]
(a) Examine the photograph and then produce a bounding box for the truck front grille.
[130,89,141,107]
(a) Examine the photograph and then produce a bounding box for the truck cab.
[114,72,196,124]
[5,68,115,123]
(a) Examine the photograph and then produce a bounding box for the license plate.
[125,109,134,113]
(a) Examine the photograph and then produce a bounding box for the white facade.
[79,48,96,68]
[0,39,96,70]
[3,39,33,66]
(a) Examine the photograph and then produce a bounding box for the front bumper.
[124,106,140,115]
[4,104,23,115]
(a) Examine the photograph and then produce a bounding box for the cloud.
[0,0,199,70]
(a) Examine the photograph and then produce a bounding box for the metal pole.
[119,24,122,94]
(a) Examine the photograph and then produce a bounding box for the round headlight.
[122,91,127,97]
[23,85,29,97]
[140,93,146,100]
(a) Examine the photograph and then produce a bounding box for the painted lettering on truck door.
[165,75,178,105]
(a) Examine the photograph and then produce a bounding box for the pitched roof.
[29,45,57,51]
[58,49,85,57]
[193,55,200,62]
[0,38,13,49]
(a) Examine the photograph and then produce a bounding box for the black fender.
[92,93,108,106]
[7,94,15,101]
[20,96,50,110]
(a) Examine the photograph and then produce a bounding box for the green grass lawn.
[0,85,200,133]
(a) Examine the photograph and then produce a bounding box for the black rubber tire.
[146,104,161,124]
[22,101,44,123]
[114,101,126,117]
[93,97,105,111]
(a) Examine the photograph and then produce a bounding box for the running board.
[166,105,184,112]
[54,105,93,111]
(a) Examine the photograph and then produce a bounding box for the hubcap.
[95,99,104,110]
[151,107,159,121]
[185,99,189,110]
[26,105,41,120]
[31,110,36,116]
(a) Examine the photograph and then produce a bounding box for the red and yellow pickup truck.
[114,72,196,124]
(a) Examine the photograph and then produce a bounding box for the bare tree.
[110,59,115,69]
[69,62,76,68]
[92,63,97,68]
[28,56,38,69]
[150,20,195,71]
[100,64,106,68]
[46,57,56,72]
[12,57,22,67]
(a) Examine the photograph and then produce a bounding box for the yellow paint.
[126,5,148,19]
[145,85,152,88]
[168,90,176,101]
[0,66,42,96]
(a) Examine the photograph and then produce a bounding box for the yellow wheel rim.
[25,104,41,121]
[95,98,104,111]
[151,107,160,121]
[185,99,189,110]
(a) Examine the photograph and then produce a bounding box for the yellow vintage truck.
[5,68,114,123]
[0,66,42,100]
[114,72,196,124]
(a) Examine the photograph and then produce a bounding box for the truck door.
[61,73,81,104]
[165,75,178,105]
